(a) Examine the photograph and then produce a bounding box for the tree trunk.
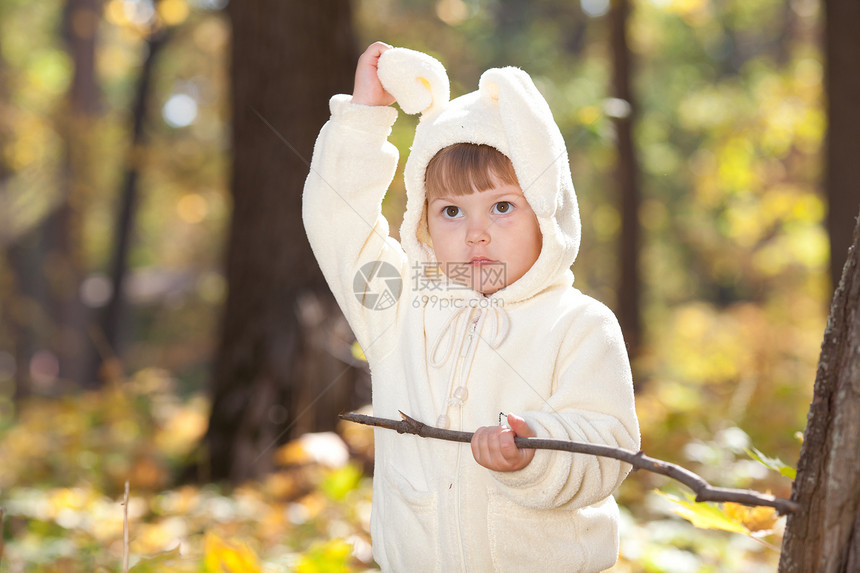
[0,1,102,398]
[201,0,360,484]
[56,0,102,388]
[609,0,642,357]
[824,0,860,292]
[4,234,38,404]
[778,207,860,571]
[87,25,170,386]
[780,0,860,565]
[0,27,30,402]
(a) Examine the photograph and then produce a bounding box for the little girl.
[303,42,640,572]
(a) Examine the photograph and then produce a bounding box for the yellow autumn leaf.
[274,439,312,466]
[350,341,367,362]
[723,502,778,533]
[295,492,327,521]
[657,491,750,535]
[262,471,300,499]
[295,538,352,573]
[576,105,601,126]
[203,532,261,573]
[128,546,184,572]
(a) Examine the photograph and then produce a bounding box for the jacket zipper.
[454,309,481,570]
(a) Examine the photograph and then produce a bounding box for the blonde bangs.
[424,144,518,200]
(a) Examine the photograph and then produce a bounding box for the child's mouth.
[468,257,497,265]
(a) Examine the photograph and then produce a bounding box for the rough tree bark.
[779,207,860,571]
[201,1,360,483]
[779,0,860,565]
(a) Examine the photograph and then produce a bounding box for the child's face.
[426,181,542,295]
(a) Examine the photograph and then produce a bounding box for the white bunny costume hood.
[378,47,581,303]
[302,46,639,573]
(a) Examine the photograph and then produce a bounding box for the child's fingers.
[507,413,536,438]
[500,417,536,468]
[471,426,495,465]
[472,426,532,471]
[471,426,502,469]
[498,429,521,462]
[359,41,392,61]
[352,41,395,106]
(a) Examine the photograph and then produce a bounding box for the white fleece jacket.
[302,55,640,573]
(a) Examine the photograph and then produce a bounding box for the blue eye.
[442,205,461,219]
[493,201,514,215]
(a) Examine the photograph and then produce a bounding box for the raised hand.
[351,41,396,107]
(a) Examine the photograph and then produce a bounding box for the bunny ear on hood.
[477,67,581,265]
[378,47,581,302]
[377,47,450,116]
[477,68,577,222]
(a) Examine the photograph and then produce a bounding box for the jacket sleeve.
[302,94,407,361]
[490,301,641,510]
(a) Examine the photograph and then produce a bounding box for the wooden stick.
[0,506,6,564]
[122,480,130,573]
[339,411,800,515]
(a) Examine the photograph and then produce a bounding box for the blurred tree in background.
[609,0,643,355]
[201,0,367,484]
[1,0,231,398]
[0,0,856,569]
[822,0,860,289]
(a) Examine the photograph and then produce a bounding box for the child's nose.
[465,220,491,245]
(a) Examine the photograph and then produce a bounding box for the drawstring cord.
[429,303,510,429]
